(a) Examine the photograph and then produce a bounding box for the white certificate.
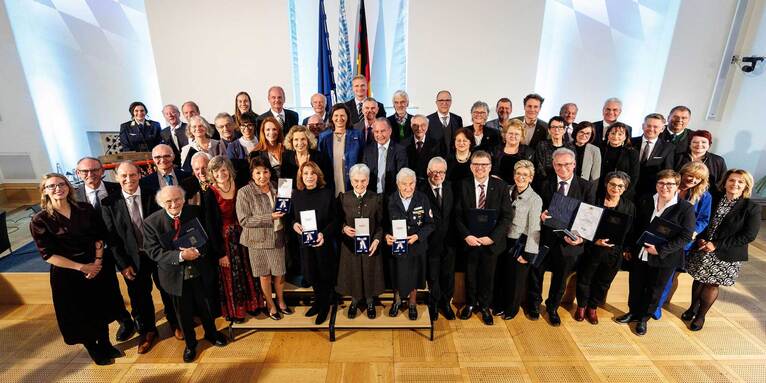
[570,203,604,242]
[355,218,370,236]
[392,219,408,240]
[277,178,293,198]
[300,210,318,231]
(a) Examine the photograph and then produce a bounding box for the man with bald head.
[306,114,326,139]
[181,152,212,207]
[302,93,329,125]
[427,90,463,154]
[257,86,299,135]
[362,118,408,197]
[140,144,191,197]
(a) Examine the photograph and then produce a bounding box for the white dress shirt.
[474,178,488,208]
[84,182,107,207]
[556,175,573,196]
[639,193,679,261]
[640,137,656,160]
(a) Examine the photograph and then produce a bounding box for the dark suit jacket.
[257,109,300,136]
[387,191,435,257]
[629,196,695,268]
[139,169,192,197]
[699,197,760,262]
[301,113,329,125]
[418,180,454,249]
[362,140,408,196]
[593,120,633,146]
[539,175,596,257]
[74,181,121,210]
[160,123,189,165]
[427,112,463,154]
[101,187,161,271]
[404,135,446,182]
[454,177,513,255]
[599,145,640,199]
[353,119,376,146]
[119,120,162,152]
[630,137,676,198]
[142,205,214,296]
[280,149,332,185]
[660,128,694,156]
[511,116,548,148]
[344,99,386,125]
[387,113,413,143]
[466,125,501,154]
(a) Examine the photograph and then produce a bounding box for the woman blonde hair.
[39,173,77,215]
[501,119,525,143]
[719,169,754,198]
[284,125,318,151]
[207,155,236,185]
[186,115,214,139]
[679,161,710,205]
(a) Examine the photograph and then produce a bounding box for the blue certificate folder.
[544,193,580,230]
[467,209,498,237]
[165,217,208,250]
[637,217,683,247]
[274,197,291,213]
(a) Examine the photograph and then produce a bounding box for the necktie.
[357,102,363,117]
[278,114,285,126]
[435,187,442,207]
[128,195,143,244]
[366,125,372,143]
[441,116,448,128]
[416,141,423,152]
[558,181,567,195]
[378,145,386,193]
[641,140,651,162]
[89,191,100,209]
[164,174,174,186]
[478,184,486,209]
[172,216,181,240]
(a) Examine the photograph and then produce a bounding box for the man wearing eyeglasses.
[427,90,463,154]
[140,144,191,197]
[301,93,329,125]
[631,113,676,199]
[405,115,446,183]
[74,156,136,343]
[305,114,326,139]
[454,150,512,325]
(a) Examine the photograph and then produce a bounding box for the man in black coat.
[512,93,548,148]
[140,144,192,197]
[659,105,694,156]
[631,113,676,199]
[592,98,633,146]
[454,150,513,325]
[362,118,408,198]
[419,156,456,320]
[405,115,446,183]
[159,104,189,166]
[344,75,386,125]
[353,98,381,146]
[101,161,166,353]
[142,186,227,362]
[427,90,463,155]
[257,86,300,136]
[530,148,596,326]
[301,93,330,125]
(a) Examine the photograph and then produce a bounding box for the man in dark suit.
[102,161,165,353]
[485,98,513,131]
[592,98,633,146]
[74,157,135,341]
[257,86,300,136]
[529,148,596,326]
[419,156,455,320]
[405,115,446,183]
[181,152,211,207]
[454,150,513,325]
[343,75,386,125]
[301,93,329,125]
[140,144,192,197]
[427,90,463,155]
[388,90,413,143]
[353,98,381,146]
[631,113,676,199]
[362,118,408,198]
[142,186,227,362]
[659,105,694,156]
[512,93,548,148]
[559,102,579,144]
[160,104,189,166]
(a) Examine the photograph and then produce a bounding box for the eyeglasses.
[553,162,575,168]
[307,123,324,127]
[471,111,487,115]
[657,181,677,188]
[471,163,491,168]
[44,182,68,191]
[153,154,173,161]
[76,168,101,174]
[549,126,565,130]
[607,182,626,189]
[240,124,255,129]
[436,99,452,103]
[429,170,446,175]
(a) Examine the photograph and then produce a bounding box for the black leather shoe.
[408,304,418,320]
[115,319,136,342]
[615,313,638,324]
[636,320,648,335]
[493,308,505,317]
[367,302,376,319]
[269,309,282,321]
[690,316,705,331]
[100,342,124,359]
[388,300,403,317]
[183,346,196,363]
[347,302,358,319]
[681,308,696,321]
[279,305,294,315]
[429,304,438,321]
[85,344,112,366]
[315,306,330,325]
[459,305,475,320]
[206,332,228,347]
[442,304,456,320]
[480,308,494,325]
[548,310,561,327]
[526,306,540,320]
[305,305,319,317]
[502,308,518,321]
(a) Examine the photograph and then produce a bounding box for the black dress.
[386,191,435,296]
[29,203,119,345]
[493,145,534,185]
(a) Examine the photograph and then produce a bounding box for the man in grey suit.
[362,118,408,198]
[485,98,512,131]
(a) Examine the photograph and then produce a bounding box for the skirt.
[686,251,741,286]
[248,246,286,277]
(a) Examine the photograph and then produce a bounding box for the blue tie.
[164,175,174,186]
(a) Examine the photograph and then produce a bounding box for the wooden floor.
[1,228,765,382]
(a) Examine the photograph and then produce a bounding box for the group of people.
[32,76,761,365]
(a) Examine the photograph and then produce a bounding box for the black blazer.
[280,149,333,185]
[418,180,454,248]
[353,119,376,146]
[660,128,694,156]
[699,197,760,262]
[257,109,300,136]
[160,123,189,165]
[427,112,463,155]
[454,177,513,255]
[466,125,501,154]
[387,191,435,257]
[119,120,162,152]
[539,175,596,257]
[599,145,640,199]
[629,196,695,268]
[139,169,192,197]
[593,120,633,146]
[344,99,386,125]
[142,205,214,297]
[362,140,408,196]
[101,187,160,271]
[387,114,413,143]
[631,137,676,198]
[404,135,446,182]
[511,116,549,148]
[301,113,329,125]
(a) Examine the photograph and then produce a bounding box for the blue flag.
[318,0,336,114]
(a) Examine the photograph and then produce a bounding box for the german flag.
[355,0,370,96]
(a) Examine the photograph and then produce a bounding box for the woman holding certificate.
[617,169,695,336]
[237,156,291,320]
[575,171,635,324]
[385,168,435,320]
[291,161,338,324]
[336,164,385,319]
[684,169,760,331]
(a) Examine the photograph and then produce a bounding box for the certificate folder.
[544,193,580,230]
[637,217,683,247]
[594,209,631,245]
[467,208,498,237]
[166,217,208,250]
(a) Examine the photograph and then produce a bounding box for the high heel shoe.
[268,308,282,321]
[681,308,697,321]
[690,316,705,331]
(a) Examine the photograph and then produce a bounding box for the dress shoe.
[574,307,586,322]
[305,305,319,317]
[99,342,123,359]
[442,304,456,320]
[205,332,228,347]
[269,309,283,321]
[526,306,540,320]
[493,308,505,317]
[459,305,475,320]
[548,310,561,327]
[182,346,196,363]
[84,344,112,366]
[690,316,705,331]
[636,320,648,335]
[681,308,697,321]
[315,307,330,325]
[173,328,185,340]
[480,308,494,325]
[502,308,519,321]
[137,331,157,354]
[428,304,438,321]
[367,302,377,319]
[586,308,599,325]
[115,319,136,342]
[247,308,263,317]
[347,302,358,319]
[615,313,638,324]
[388,300,403,317]
[408,304,418,320]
